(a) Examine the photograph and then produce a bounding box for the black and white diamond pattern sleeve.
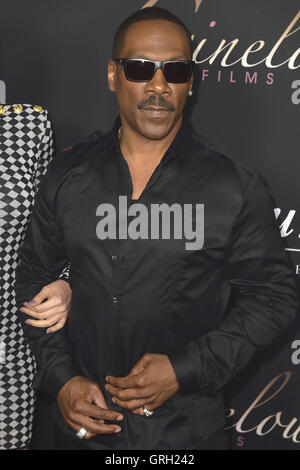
[0,104,54,449]
[34,108,54,190]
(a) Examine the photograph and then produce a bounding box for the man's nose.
[145,68,171,95]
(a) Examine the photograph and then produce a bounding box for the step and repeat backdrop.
[1,0,300,450]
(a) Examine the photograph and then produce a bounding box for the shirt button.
[111,255,118,261]
[112,296,118,304]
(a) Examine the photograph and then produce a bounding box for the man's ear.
[108,60,117,93]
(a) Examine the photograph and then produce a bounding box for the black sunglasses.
[113,58,194,84]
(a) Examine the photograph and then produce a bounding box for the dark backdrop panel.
[1,0,300,449]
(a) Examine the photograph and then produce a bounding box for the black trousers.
[31,394,227,450]
[197,427,228,450]
[54,427,227,450]
[52,428,228,450]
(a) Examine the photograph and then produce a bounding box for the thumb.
[24,286,48,307]
[90,383,108,409]
[128,354,151,376]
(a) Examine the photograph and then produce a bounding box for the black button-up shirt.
[15,116,298,450]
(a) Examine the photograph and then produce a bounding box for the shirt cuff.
[38,361,80,400]
[168,348,199,395]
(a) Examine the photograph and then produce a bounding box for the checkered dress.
[0,104,66,449]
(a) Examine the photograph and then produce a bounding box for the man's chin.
[137,117,176,141]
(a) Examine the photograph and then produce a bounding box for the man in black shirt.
[15,7,298,450]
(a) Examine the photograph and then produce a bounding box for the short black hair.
[112,7,194,59]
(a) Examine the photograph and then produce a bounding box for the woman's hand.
[19,279,72,333]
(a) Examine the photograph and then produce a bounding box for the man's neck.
[119,117,183,166]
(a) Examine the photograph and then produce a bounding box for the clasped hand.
[57,353,179,440]
[105,353,179,416]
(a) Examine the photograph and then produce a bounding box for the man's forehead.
[129,53,189,59]
[121,20,191,57]
[124,20,189,49]
[125,18,187,35]
[123,52,190,61]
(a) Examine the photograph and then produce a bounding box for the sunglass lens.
[126,60,155,81]
[164,62,192,83]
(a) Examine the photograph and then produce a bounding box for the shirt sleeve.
[168,168,299,396]
[15,157,80,399]
[34,110,71,286]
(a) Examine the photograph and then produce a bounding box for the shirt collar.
[107,115,194,168]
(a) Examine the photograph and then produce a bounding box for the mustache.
[137,95,175,112]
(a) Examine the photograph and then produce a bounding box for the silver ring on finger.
[142,406,154,417]
[76,427,87,439]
